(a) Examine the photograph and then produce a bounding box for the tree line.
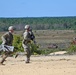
[0,16,76,31]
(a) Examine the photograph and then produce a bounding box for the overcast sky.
[0,0,76,17]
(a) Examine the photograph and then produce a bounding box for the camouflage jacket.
[22,31,31,45]
[1,32,13,46]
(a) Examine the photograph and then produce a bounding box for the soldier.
[0,26,14,65]
[72,38,76,45]
[15,25,36,63]
[22,25,31,63]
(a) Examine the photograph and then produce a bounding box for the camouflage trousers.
[0,51,12,64]
[24,48,31,63]
[15,45,31,63]
[22,44,31,63]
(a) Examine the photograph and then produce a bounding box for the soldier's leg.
[15,52,19,58]
[0,52,8,65]
[24,48,31,63]
[26,49,31,63]
[15,52,27,58]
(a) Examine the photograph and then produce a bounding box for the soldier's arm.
[1,32,8,44]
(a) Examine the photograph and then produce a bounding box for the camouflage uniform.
[0,32,13,64]
[22,30,31,63]
[15,25,35,63]
[15,29,36,61]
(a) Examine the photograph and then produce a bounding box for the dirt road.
[0,55,76,75]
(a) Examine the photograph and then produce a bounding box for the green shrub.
[67,44,76,54]
[30,42,40,55]
[13,35,24,52]
[13,35,40,55]
[0,40,2,44]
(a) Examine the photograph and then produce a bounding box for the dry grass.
[0,30,76,49]
[33,30,76,49]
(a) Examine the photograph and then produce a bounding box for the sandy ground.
[0,55,76,75]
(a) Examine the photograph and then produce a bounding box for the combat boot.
[25,58,30,63]
[0,62,4,65]
[15,54,19,58]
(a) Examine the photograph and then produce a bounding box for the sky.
[0,0,76,18]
